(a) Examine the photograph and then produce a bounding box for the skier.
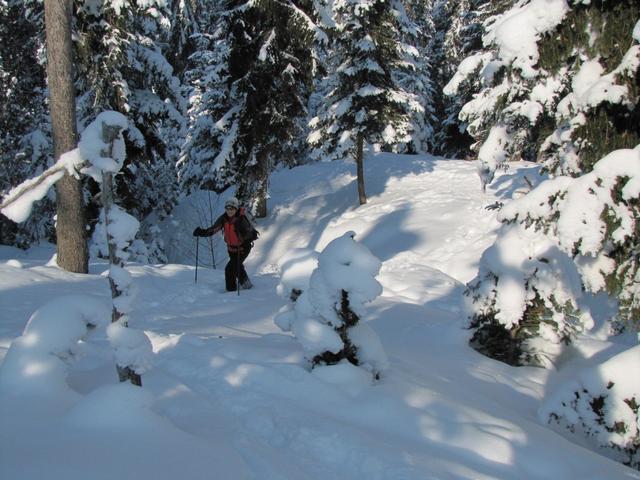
[193,197,255,291]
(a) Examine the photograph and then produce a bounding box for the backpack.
[239,207,260,243]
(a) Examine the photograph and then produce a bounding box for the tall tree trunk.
[44,0,88,273]
[255,183,267,218]
[356,133,367,205]
[255,161,268,218]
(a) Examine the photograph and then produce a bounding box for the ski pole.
[207,191,217,269]
[209,237,216,269]
[237,249,240,296]
[195,237,199,283]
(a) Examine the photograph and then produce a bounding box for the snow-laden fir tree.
[166,0,200,79]
[445,0,565,187]
[468,145,640,366]
[178,0,237,194]
[435,0,491,157]
[308,0,420,204]
[275,232,388,380]
[393,0,436,154]
[427,1,452,152]
[304,0,334,129]
[464,2,640,366]
[0,0,53,247]
[74,0,186,259]
[179,0,315,217]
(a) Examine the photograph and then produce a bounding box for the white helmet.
[224,197,239,209]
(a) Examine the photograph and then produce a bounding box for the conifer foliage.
[309,0,419,162]
[74,0,186,223]
[180,0,315,217]
[435,0,490,157]
[0,0,53,247]
[178,0,229,194]
[462,1,640,366]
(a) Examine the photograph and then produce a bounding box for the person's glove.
[193,227,204,237]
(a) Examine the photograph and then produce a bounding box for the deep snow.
[1,153,638,479]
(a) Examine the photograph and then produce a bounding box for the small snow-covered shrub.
[540,345,640,469]
[275,232,388,379]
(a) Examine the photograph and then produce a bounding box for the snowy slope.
[1,153,638,480]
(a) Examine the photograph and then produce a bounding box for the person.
[193,197,254,292]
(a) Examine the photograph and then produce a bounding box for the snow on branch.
[0,111,128,223]
[540,344,640,469]
[499,146,640,291]
[483,0,570,78]
[0,149,86,223]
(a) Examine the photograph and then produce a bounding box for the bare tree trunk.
[44,0,88,273]
[356,133,367,205]
[255,177,268,218]
[252,149,268,218]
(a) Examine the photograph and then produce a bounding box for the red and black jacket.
[202,208,253,252]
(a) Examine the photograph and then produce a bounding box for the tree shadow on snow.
[254,153,441,268]
[489,163,546,203]
[360,207,421,262]
[362,152,439,199]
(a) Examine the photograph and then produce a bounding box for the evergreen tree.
[436,0,490,157]
[309,0,418,204]
[462,0,640,365]
[166,0,200,79]
[178,0,241,195]
[180,0,316,217]
[304,0,334,155]
[394,0,436,154]
[275,232,388,380]
[0,0,53,247]
[74,0,186,255]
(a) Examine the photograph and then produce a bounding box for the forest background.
[1,0,638,255]
[1,0,640,470]
[0,0,638,251]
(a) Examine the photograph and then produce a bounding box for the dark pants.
[225,245,251,291]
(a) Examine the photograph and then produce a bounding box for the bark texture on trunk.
[356,133,367,205]
[44,0,88,273]
[255,179,268,219]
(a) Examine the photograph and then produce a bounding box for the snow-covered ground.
[1,153,638,479]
